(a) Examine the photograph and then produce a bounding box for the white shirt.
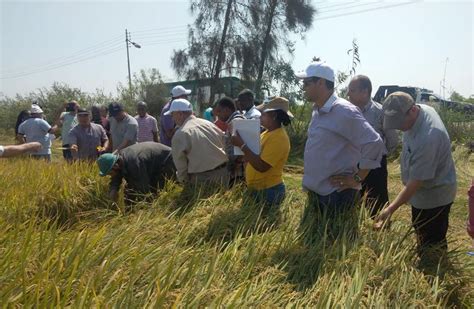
[0,145,4,157]
[244,106,261,119]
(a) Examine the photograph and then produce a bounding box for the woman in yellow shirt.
[232,97,292,207]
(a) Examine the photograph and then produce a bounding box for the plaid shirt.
[135,114,158,143]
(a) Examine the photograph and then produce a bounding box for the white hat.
[164,98,193,115]
[171,85,192,98]
[295,61,335,82]
[30,104,44,114]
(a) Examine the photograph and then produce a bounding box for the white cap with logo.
[295,61,335,82]
[171,85,192,98]
[164,98,193,115]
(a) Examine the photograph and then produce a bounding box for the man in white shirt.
[237,89,261,119]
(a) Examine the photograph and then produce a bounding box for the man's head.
[237,89,255,111]
[347,75,372,108]
[66,100,79,113]
[137,101,148,117]
[295,61,335,103]
[164,98,193,126]
[30,104,44,118]
[171,85,192,100]
[77,108,91,127]
[108,102,126,121]
[214,97,236,122]
[100,105,108,118]
[383,91,419,131]
[97,153,120,177]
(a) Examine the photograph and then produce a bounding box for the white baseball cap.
[171,85,192,98]
[164,98,193,115]
[30,104,44,114]
[295,61,335,82]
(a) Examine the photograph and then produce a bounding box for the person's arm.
[152,118,159,142]
[109,173,123,202]
[171,131,190,183]
[115,122,138,152]
[374,180,423,229]
[1,142,42,158]
[331,109,385,189]
[231,131,271,172]
[69,129,78,158]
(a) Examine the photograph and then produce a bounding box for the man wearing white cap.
[375,91,456,259]
[160,85,192,146]
[295,61,385,218]
[17,104,58,161]
[166,98,229,185]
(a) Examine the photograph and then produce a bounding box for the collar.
[245,105,257,114]
[181,114,195,127]
[318,93,338,114]
[226,111,242,124]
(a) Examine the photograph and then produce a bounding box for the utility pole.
[125,29,132,103]
[125,29,141,104]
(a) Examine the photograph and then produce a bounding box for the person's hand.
[374,206,393,230]
[329,174,359,192]
[70,144,78,152]
[231,130,244,147]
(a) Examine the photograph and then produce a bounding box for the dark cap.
[77,108,90,116]
[108,102,124,117]
[237,89,254,100]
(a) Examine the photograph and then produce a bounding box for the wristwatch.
[353,173,362,183]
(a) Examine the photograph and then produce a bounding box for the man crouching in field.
[375,92,457,261]
[97,142,176,205]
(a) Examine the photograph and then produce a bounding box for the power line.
[316,1,358,11]
[1,36,123,75]
[316,1,417,21]
[318,2,379,14]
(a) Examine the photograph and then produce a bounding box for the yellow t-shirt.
[245,127,290,190]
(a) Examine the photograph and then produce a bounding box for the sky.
[1,0,473,99]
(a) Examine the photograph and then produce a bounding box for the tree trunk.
[255,0,278,101]
[210,0,233,105]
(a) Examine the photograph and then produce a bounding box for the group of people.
[1,59,470,260]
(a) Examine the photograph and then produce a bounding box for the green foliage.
[438,107,474,143]
[450,90,474,104]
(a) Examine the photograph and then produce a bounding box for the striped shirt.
[135,114,158,143]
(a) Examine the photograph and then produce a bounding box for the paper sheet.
[232,119,260,155]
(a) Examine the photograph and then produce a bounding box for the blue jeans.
[250,183,286,207]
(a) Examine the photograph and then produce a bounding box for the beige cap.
[382,91,415,130]
[256,96,294,118]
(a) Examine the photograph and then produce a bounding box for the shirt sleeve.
[18,123,25,135]
[124,120,138,142]
[339,108,384,170]
[0,145,4,157]
[161,114,175,131]
[171,130,190,183]
[39,119,52,133]
[68,127,77,145]
[408,135,439,181]
[152,117,159,133]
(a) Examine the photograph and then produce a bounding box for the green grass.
[0,135,473,307]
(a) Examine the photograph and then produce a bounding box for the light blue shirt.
[303,94,385,195]
[401,104,456,209]
[18,118,52,155]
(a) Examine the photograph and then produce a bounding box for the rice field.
[0,135,473,307]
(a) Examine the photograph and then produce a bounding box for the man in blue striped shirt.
[295,61,385,218]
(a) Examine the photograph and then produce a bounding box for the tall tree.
[251,0,315,100]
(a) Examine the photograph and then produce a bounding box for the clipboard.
[232,119,260,155]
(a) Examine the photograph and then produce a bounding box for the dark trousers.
[309,189,360,216]
[411,203,452,255]
[361,155,389,217]
[62,144,73,161]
